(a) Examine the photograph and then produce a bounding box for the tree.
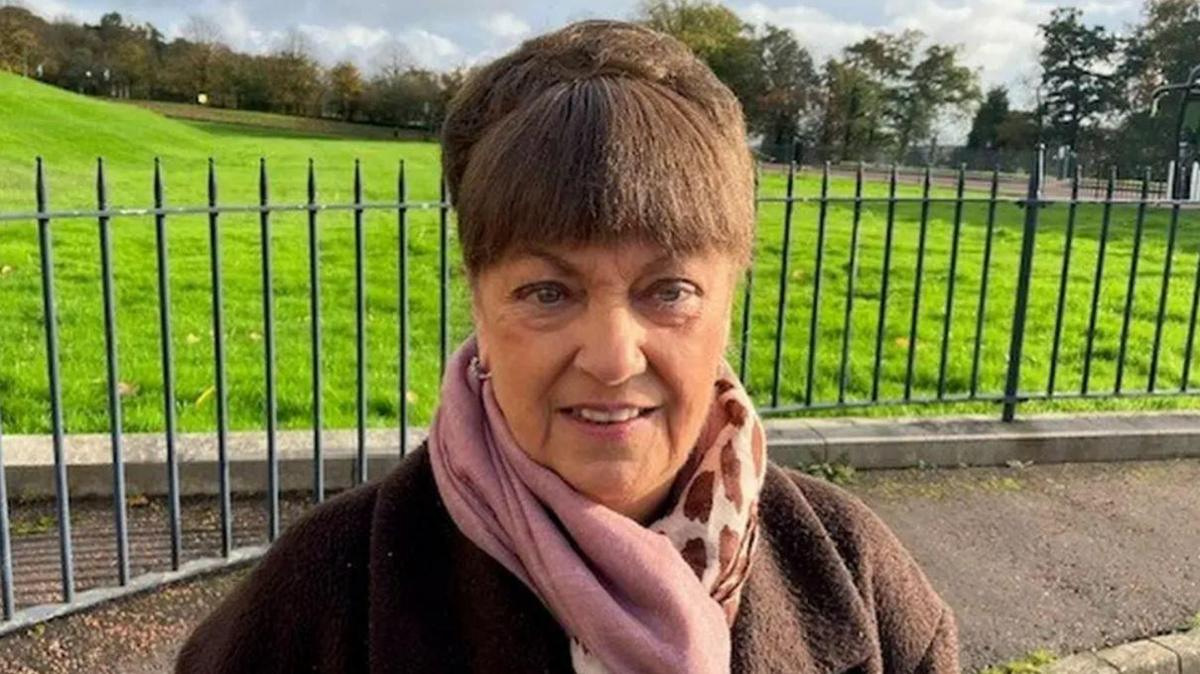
[816,32,911,160]
[892,43,979,158]
[159,37,233,104]
[181,14,225,47]
[967,87,1011,149]
[1039,7,1120,151]
[0,6,42,76]
[818,30,977,162]
[364,66,443,130]
[326,61,364,121]
[820,56,889,160]
[995,111,1040,150]
[637,0,761,103]
[1121,0,1200,108]
[229,52,271,110]
[748,24,820,159]
[1098,0,1200,176]
[639,0,747,60]
[265,30,321,115]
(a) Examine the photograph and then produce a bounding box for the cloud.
[739,3,871,62]
[23,0,80,21]
[297,22,391,67]
[299,23,390,52]
[395,27,463,69]
[172,9,461,72]
[885,0,1049,88]
[1077,0,1132,16]
[163,2,278,55]
[481,11,531,40]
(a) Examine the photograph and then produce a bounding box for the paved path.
[2,458,1198,672]
[855,458,1200,670]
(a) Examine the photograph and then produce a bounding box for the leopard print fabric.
[570,372,768,673]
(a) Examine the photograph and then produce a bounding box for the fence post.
[1192,162,1200,201]
[1167,160,1176,200]
[1002,146,1044,422]
[1037,149,1046,198]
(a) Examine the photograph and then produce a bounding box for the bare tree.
[275,27,315,59]
[368,38,414,80]
[182,14,224,47]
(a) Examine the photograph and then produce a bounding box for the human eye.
[645,279,701,311]
[515,281,571,307]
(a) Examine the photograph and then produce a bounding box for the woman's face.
[471,240,738,523]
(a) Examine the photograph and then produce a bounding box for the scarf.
[428,335,768,674]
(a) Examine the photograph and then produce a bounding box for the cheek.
[655,321,727,443]
[483,320,571,455]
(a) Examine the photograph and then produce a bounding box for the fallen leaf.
[0,264,12,276]
[894,337,910,349]
[248,331,261,341]
[127,493,149,508]
[186,333,201,345]
[406,390,418,403]
[118,381,138,397]
[195,384,215,407]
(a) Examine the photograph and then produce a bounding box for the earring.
[469,355,492,381]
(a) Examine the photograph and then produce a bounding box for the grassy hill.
[127,100,434,142]
[1,71,1200,437]
[0,71,445,209]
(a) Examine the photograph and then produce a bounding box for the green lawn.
[2,71,1200,436]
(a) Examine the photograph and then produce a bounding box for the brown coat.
[176,444,958,673]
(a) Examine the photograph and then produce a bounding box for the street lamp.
[1151,64,1200,200]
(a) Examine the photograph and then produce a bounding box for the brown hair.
[441,19,755,276]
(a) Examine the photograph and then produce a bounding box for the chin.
[564,462,660,514]
[537,429,677,514]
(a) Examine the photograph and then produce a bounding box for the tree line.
[1,0,1197,173]
[966,1,1200,176]
[0,6,465,132]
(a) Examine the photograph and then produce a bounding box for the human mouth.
[562,404,659,423]
[559,405,660,439]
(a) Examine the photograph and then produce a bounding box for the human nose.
[573,301,647,387]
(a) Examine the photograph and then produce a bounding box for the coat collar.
[368,448,873,673]
[731,465,875,673]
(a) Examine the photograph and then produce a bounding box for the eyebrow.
[522,247,683,278]
[525,249,580,277]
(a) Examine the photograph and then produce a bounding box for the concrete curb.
[4,412,1200,498]
[1046,628,1200,674]
[766,412,1200,470]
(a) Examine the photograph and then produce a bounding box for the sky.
[21,0,1143,121]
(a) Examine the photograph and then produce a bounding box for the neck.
[614,471,678,525]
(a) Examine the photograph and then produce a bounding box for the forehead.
[502,241,712,278]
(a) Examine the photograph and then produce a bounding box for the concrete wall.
[4,413,1200,498]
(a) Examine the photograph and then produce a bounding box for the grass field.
[2,70,1200,437]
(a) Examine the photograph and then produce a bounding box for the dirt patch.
[0,567,247,674]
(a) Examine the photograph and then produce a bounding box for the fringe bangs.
[455,75,754,274]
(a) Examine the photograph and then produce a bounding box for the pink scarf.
[428,336,768,674]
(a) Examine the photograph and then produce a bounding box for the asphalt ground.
[855,458,1200,670]
[1,458,1198,673]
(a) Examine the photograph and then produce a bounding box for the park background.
[1,1,1200,672]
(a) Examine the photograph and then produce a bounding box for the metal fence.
[2,148,1200,633]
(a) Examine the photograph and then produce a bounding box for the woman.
[176,20,957,674]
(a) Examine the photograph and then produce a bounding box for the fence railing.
[2,147,1200,633]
